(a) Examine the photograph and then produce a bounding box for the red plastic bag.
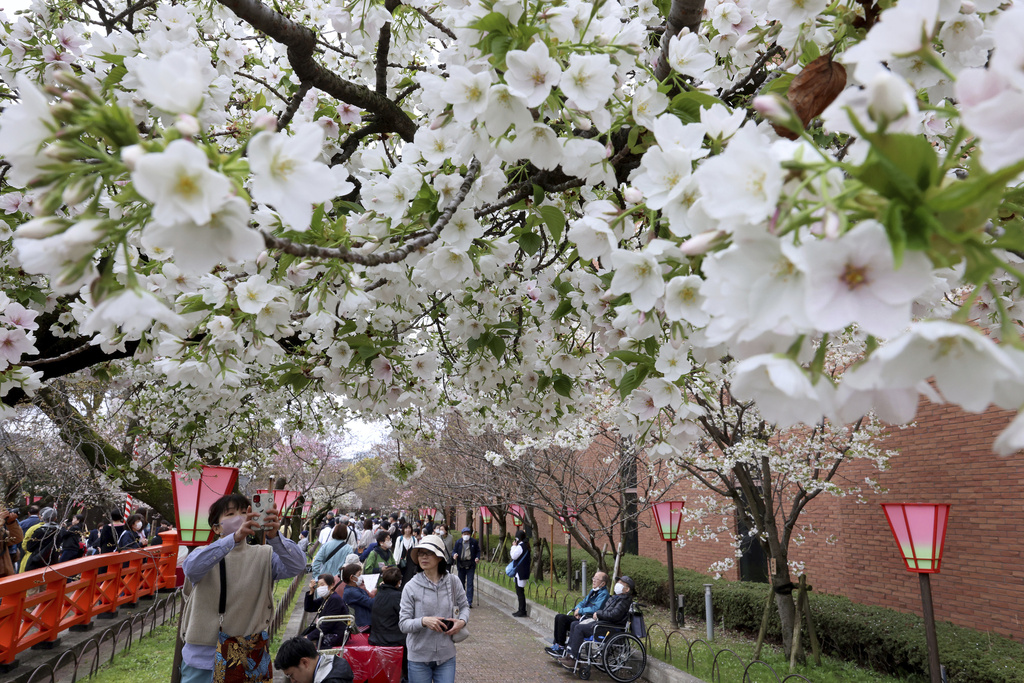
[342,642,403,683]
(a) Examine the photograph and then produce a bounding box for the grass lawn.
[87,576,303,683]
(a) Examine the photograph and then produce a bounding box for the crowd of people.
[0,503,176,578]
[298,511,476,683]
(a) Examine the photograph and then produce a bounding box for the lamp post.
[560,507,577,591]
[171,466,239,546]
[652,501,685,628]
[881,503,951,683]
[480,506,492,556]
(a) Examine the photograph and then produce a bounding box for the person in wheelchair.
[545,572,610,658]
[559,576,635,666]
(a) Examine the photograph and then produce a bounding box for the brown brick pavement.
[455,595,576,682]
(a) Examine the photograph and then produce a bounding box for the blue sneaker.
[544,645,563,657]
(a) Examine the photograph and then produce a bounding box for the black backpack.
[25,524,60,570]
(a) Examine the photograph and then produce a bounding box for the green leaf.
[518,231,542,255]
[551,300,573,319]
[538,205,566,243]
[617,366,649,399]
[668,91,724,123]
[607,350,655,365]
[471,11,512,33]
[552,374,573,398]
[486,334,506,360]
[761,73,795,97]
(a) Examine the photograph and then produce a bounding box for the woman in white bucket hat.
[398,535,469,683]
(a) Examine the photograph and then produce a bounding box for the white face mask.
[614,583,626,595]
[316,586,329,599]
[462,535,470,542]
[134,523,143,531]
[219,515,245,537]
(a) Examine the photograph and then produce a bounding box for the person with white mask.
[559,576,635,667]
[303,573,348,648]
[451,528,480,606]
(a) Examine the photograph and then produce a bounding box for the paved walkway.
[455,593,568,682]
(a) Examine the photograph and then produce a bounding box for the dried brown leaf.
[774,56,847,140]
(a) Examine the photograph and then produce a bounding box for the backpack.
[24,524,60,570]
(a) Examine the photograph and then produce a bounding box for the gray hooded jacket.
[398,571,470,663]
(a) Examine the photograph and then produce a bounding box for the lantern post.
[560,507,577,591]
[510,504,524,527]
[479,506,492,556]
[427,507,438,523]
[171,466,239,546]
[881,503,951,683]
[652,501,685,628]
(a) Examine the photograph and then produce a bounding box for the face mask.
[316,586,329,599]
[462,535,470,542]
[134,523,143,531]
[220,515,244,537]
[614,583,626,595]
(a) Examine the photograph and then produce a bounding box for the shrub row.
[484,535,1024,683]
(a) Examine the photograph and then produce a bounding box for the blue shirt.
[180,533,306,670]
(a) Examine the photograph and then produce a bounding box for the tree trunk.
[619,437,639,555]
[35,386,174,520]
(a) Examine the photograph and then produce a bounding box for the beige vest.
[181,542,275,646]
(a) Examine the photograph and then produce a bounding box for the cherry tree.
[1,0,1024,660]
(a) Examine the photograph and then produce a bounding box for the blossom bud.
[735,33,759,53]
[121,144,145,171]
[253,114,277,132]
[43,142,79,161]
[174,114,201,137]
[14,217,68,239]
[430,114,447,130]
[62,177,95,206]
[623,187,643,204]
[866,72,910,128]
[752,94,801,134]
[50,101,77,123]
[256,251,269,268]
[961,0,976,12]
[679,229,727,255]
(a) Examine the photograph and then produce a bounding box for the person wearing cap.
[560,576,635,666]
[545,572,610,658]
[398,534,469,683]
[451,528,480,606]
[509,529,531,617]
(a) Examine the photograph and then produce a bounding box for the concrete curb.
[476,576,705,683]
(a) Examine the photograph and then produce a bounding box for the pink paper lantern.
[652,501,685,542]
[510,504,524,527]
[881,503,951,573]
[479,506,493,524]
[172,466,239,546]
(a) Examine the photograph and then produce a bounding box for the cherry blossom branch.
[719,45,785,103]
[20,342,92,366]
[277,81,312,130]
[262,157,481,265]
[413,6,457,40]
[654,0,706,82]
[376,23,391,95]
[216,0,417,141]
[236,71,288,103]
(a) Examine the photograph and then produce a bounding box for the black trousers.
[515,584,527,614]
[554,613,578,646]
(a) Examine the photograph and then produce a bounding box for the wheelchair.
[315,613,356,652]
[568,604,647,682]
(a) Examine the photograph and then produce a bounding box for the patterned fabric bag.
[212,559,273,683]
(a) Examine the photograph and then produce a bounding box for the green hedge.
[489,535,1024,683]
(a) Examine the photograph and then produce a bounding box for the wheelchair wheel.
[601,632,646,683]
[578,664,591,680]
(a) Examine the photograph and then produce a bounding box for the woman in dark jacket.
[304,573,349,648]
[510,529,531,617]
[335,563,375,630]
[369,566,407,681]
[57,515,86,564]
[117,514,148,550]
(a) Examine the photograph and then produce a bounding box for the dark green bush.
[486,535,1024,683]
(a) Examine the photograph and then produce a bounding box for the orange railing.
[0,531,179,668]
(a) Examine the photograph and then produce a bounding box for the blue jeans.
[408,657,456,683]
[179,663,213,683]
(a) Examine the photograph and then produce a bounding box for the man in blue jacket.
[545,571,610,657]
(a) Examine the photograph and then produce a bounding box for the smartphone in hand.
[439,618,455,632]
[251,494,271,530]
